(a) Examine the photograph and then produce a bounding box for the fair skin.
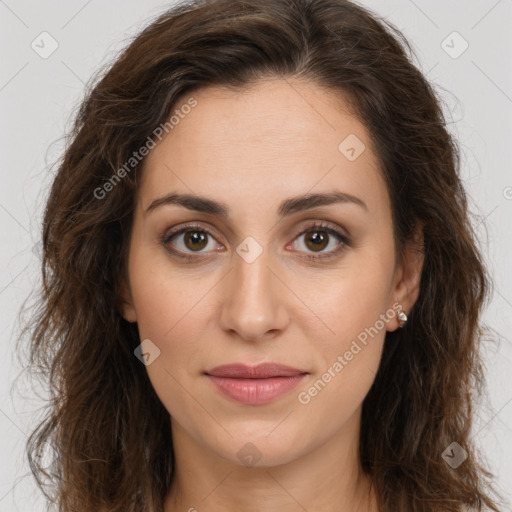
[120,78,424,512]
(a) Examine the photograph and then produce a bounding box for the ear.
[387,223,424,332]
[117,275,138,323]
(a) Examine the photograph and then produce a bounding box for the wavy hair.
[17,0,504,510]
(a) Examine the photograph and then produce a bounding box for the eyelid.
[288,221,350,261]
[161,222,224,260]
[162,221,224,244]
[291,219,349,241]
[161,220,350,260]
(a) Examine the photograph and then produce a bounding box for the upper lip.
[205,363,308,379]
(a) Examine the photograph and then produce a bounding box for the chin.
[214,429,306,468]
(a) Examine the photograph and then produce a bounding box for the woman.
[20,0,504,510]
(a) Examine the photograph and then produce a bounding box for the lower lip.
[206,374,307,405]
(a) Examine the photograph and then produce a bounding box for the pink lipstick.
[205,363,308,405]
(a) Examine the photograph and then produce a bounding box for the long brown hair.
[17,0,504,510]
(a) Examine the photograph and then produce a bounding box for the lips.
[205,363,309,405]
[206,362,307,379]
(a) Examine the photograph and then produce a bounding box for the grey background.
[1,0,511,510]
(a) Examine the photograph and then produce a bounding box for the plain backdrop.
[0,0,511,510]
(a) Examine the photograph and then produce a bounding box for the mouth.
[204,363,309,405]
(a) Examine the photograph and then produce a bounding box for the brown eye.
[291,222,350,261]
[304,230,329,252]
[163,225,220,258]
[183,230,209,251]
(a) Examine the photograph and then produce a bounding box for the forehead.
[138,78,388,217]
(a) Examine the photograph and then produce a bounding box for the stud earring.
[397,310,408,328]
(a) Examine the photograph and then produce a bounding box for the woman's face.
[120,78,422,468]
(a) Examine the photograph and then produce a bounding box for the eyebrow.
[145,190,368,217]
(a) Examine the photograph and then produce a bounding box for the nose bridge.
[219,238,288,340]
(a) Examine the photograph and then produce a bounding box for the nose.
[218,245,290,342]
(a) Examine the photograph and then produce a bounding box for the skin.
[119,77,424,512]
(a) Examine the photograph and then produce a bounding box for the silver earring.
[397,310,408,328]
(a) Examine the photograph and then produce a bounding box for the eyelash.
[161,221,350,262]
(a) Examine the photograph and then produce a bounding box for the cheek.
[295,249,394,416]
[127,251,215,425]
[295,267,392,429]
[312,288,388,397]
[310,251,395,353]
[126,243,216,368]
